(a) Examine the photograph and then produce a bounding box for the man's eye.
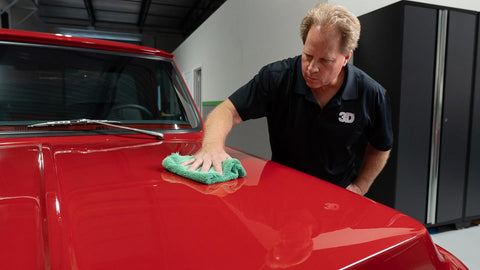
[321,59,334,64]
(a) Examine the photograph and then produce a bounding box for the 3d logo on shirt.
[338,112,355,123]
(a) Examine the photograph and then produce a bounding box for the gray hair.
[300,3,361,55]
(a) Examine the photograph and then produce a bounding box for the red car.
[0,29,467,270]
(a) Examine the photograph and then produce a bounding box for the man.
[183,3,393,196]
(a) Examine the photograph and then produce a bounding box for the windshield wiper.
[28,119,164,140]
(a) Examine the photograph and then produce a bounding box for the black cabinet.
[437,9,476,224]
[466,19,480,220]
[354,1,479,226]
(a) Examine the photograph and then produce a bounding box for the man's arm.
[182,99,243,174]
[346,143,390,196]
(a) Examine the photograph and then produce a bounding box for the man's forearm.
[202,99,243,151]
[351,144,391,195]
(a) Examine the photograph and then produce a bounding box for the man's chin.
[306,81,322,90]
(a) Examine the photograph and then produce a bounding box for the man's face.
[301,24,351,91]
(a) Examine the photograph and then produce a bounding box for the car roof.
[0,29,173,58]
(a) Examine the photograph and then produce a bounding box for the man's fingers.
[181,152,230,174]
[186,158,201,171]
[212,160,224,175]
[181,158,195,166]
[200,159,212,173]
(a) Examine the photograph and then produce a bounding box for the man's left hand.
[346,183,364,195]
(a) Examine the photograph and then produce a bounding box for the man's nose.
[308,60,320,72]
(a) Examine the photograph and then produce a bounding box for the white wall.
[174,0,324,102]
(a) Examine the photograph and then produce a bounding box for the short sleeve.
[229,66,272,121]
[229,57,299,121]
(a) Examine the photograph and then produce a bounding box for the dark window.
[0,43,199,130]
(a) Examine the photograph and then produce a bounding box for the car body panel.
[0,134,466,269]
[0,29,468,269]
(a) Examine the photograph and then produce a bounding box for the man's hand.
[181,149,231,175]
[346,183,364,195]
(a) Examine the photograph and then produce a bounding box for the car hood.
[0,137,458,270]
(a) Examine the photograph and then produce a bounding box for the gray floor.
[431,225,480,269]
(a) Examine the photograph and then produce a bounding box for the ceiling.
[3,0,227,52]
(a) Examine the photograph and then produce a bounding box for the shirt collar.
[341,63,358,100]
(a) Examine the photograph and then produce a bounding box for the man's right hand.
[181,148,232,175]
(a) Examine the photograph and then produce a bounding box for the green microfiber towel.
[162,153,246,185]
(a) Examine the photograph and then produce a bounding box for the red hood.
[0,135,462,269]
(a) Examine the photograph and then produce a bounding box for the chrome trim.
[427,9,448,225]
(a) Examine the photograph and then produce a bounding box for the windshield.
[0,41,201,135]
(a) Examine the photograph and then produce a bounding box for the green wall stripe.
[202,101,223,106]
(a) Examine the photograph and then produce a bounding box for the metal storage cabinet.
[436,10,476,225]
[466,19,480,221]
[354,1,478,226]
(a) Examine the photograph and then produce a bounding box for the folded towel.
[162,153,246,185]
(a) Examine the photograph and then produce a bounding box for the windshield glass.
[0,42,200,134]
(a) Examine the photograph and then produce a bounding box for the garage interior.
[0,0,226,52]
[1,0,479,268]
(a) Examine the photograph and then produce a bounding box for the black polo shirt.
[229,56,393,187]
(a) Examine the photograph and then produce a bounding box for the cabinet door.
[395,5,437,224]
[356,3,438,224]
[436,10,476,224]
[355,2,405,207]
[465,15,480,219]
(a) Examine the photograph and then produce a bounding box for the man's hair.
[300,3,360,55]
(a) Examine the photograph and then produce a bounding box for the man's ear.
[343,50,353,66]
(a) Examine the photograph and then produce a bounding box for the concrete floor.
[431,225,480,269]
